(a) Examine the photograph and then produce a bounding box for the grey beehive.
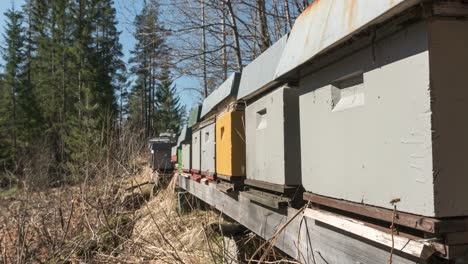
[181,143,191,172]
[298,19,468,217]
[237,35,288,101]
[176,126,192,173]
[191,129,201,173]
[149,137,173,171]
[200,123,216,176]
[245,86,301,186]
[200,73,241,118]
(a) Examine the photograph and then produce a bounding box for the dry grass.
[0,159,226,264]
[0,163,298,263]
[110,172,225,263]
[0,127,295,263]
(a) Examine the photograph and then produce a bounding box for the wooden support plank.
[200,178,210,185]
[177,175,421,264]
[240,190,290,210]
[216,174,245,183]
[245,179,299,194]
[204,174,217,181]
[191,174,202,181]
[303,208,435,260]
[304,192,468,234]
[179,173,190,178]
[216,183,234,194]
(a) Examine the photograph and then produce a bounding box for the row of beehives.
[170,0,468,219]
[148,132,175,171]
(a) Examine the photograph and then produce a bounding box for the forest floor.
[0,158,294,263]
[0,159,228,263]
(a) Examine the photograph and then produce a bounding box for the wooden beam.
[240,190,290,210]
[304,192,468,234]
[245,179,299,194]
[177,175,421,264]
[303,208,435,260]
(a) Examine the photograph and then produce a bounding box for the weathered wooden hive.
[176,126,191,173]
[174,129,183,173]
[149,132,174,171]
[199,73,241,181]
[215,109,245,182]
[275,0,468,218]
[237,36,302,206]
[188,106,202,177]
[200,122,216,179]
[191,130,201,177]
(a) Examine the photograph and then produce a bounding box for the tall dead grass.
[0,125,295,263]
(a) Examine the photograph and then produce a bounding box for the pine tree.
[0,7,25,166]
[154,70,185,135]
[17,0,125,178]
[19,0,43,142]
[92,0,124,119]
[66,0,125,174]
[129,1,169,138]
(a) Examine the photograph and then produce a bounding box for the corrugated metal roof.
[275,0,420,79]
[200,72,241,118]
[187,105,201,128]
[237,35,288,101]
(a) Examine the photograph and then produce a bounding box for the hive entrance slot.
[331,72,365,112]
[220,126,225,139]
[256,108,267,130]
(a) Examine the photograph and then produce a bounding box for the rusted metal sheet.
[275,0,421,79]
[237,35,288,100]
[200,72,241,118]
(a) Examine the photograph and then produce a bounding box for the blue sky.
[0,0,198,110]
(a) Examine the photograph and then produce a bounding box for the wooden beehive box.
[149,137,174,171]
[215,110,246,179]
[236,35,303,193]
[244,86,301,187]
[187,106,202,175]
[198,73,242,180]
[280,2,468,217]
[175,126,191,173]
[181,143,191,173]
[191,129,201,174]
[200,122,216,178]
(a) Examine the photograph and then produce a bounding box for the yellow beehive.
[216,110,246,177]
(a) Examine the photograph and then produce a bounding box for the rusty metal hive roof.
[237,35,288,100]
[275,0,421,80]
[200,72,241,118]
